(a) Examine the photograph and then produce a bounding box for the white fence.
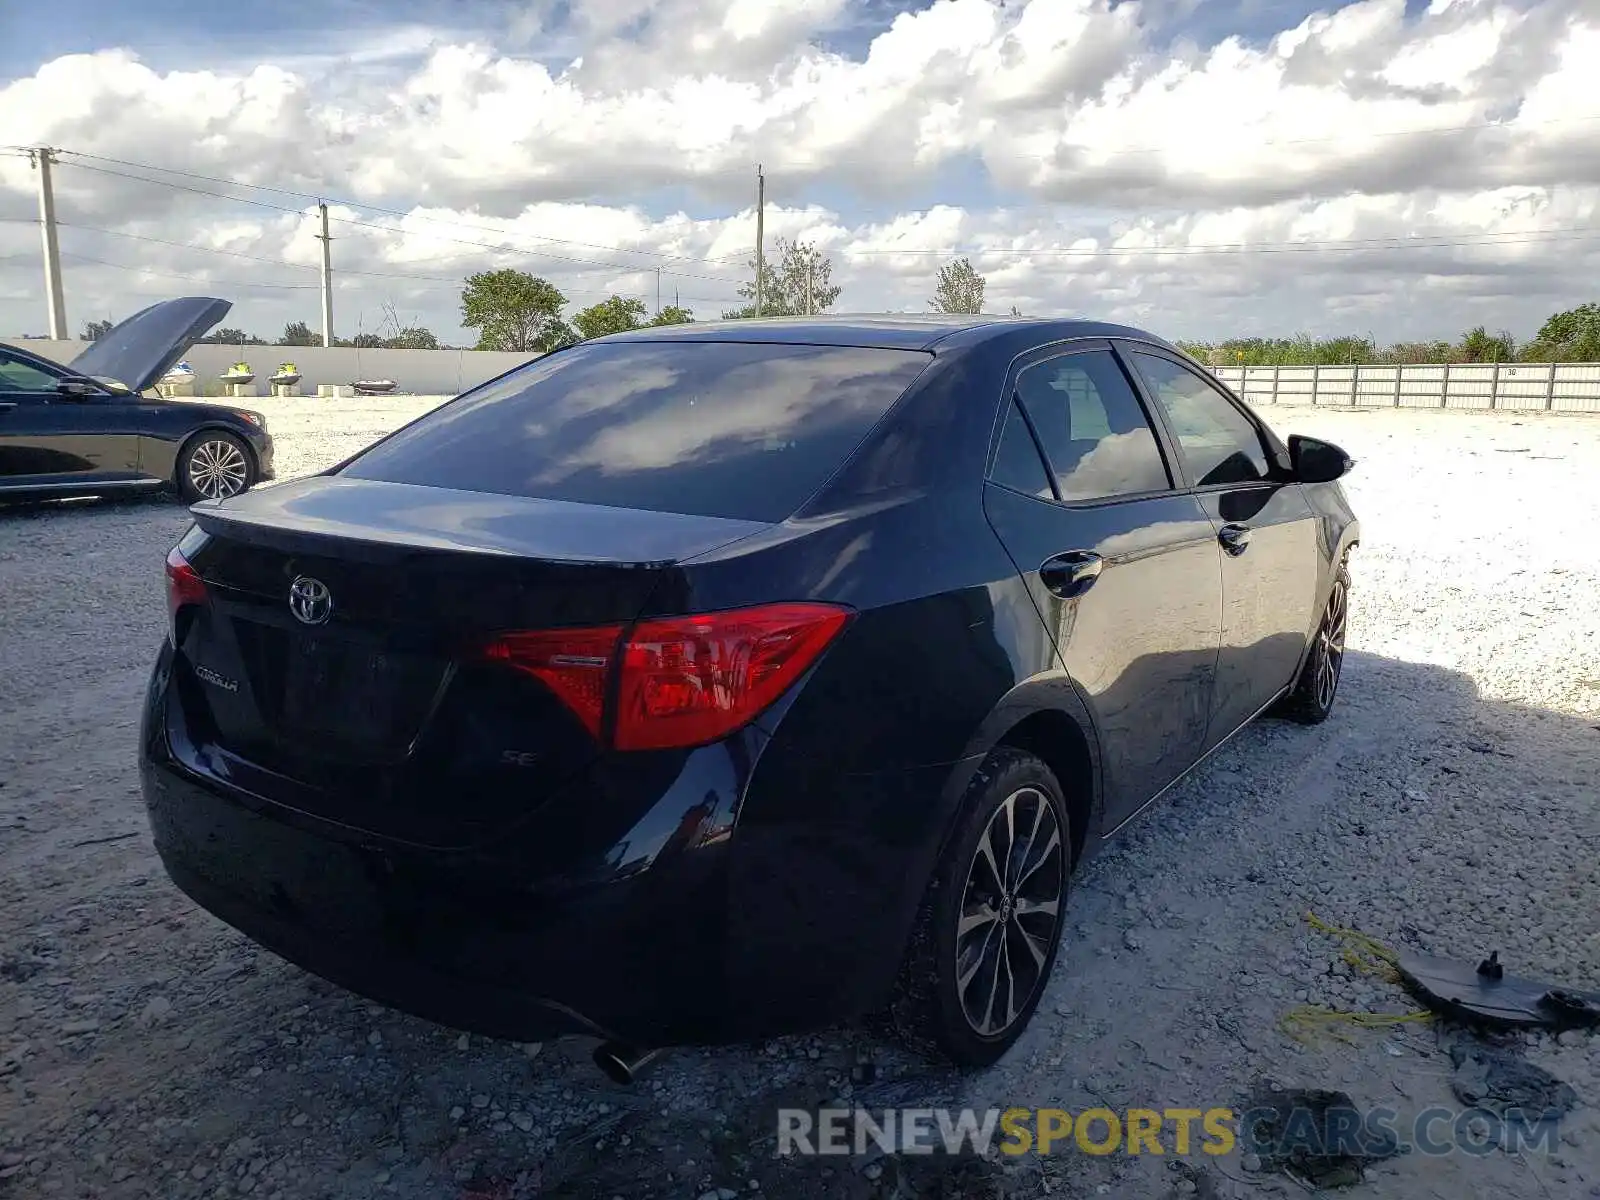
[1,339,538,397]
[1209,362,1600,414]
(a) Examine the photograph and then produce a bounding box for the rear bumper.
[138,641,957,1047]
[149,835,611,1041]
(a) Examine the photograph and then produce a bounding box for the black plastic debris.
[1396,949,1600,1030]
[1238,1083,1401,1190]
[1449,1042,1578,1120]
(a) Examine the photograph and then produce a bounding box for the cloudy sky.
[1,0,1596,346]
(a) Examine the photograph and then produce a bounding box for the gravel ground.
[2,399,1598,1200]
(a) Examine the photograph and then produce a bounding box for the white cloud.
[0,0,1597,344]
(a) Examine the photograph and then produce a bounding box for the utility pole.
[654,267,661,316]
[315,202,334,347]
[804,252,815,316]
[28,148,67,340]
[754,164,765,318]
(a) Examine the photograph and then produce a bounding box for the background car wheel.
[884,747,1073,1068]
[1275,564,1350,726]
[178,431,255,503]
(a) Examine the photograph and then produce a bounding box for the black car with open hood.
[0,296,275,503]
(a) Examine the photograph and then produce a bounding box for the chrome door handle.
[1218,523,1252,556]
[1039,550,1103,598]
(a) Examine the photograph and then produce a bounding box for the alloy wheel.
[1313,577,1347,711]
[955,786,1066,1037]
[188,439,249,500]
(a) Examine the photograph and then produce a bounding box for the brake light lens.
[165,546,208,642]
[481,625,623,739]
[479,602,852,751]
[613,604,851,750]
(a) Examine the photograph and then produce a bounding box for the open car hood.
[68,297,231,393]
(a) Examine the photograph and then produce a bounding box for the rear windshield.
[342,340,932,522]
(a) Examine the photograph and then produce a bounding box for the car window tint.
[1013,351,1171,502]
[342,341,932,522]
[0,351,60,393]
[989,398,1053,499]
[1129,353,1270,486]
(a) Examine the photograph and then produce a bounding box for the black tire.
[177,430,255,503]
[884,747,1073,1068]
[1276,564,1350,725]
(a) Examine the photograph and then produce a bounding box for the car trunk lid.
[171,477,769,845]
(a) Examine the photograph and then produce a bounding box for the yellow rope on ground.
[1277,912,1434,1043]
[1302,910,1403,982]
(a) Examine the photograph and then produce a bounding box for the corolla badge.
[288,575,334,626]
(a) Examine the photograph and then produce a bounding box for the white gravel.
[1,398,1598,1199]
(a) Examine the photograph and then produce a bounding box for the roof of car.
[601,314,1178,352]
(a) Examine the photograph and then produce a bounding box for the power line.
[59,251,320,290]
[59,159,742,283]
[54,221,740,303]
[840,227,1600,258]
[61,222,319,269]
[48,147,1600,273]
[53,152,747,279]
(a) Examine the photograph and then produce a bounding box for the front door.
[983,342,1223,827]
[0,348,141,488]
[1122,348,1323,744]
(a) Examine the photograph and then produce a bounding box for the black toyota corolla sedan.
[0,297,273,504]
[139,315,1357,1073]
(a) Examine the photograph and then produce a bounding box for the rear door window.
[343,341,932,522]
[989,398,1054,500]
[1013,350,1172,502]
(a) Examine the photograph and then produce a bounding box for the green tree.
[572,295,647,340]
[724,255,787,318]
[80,318,113,341]
[1522,302,1600,362]
[647,305,694,326]
[1455,325,1516,363]
[929,258,986,314]
[198,327,266,345]
[384,326,440,350]
[279,321,319,346]
[461,269,570,352]
[724,238,841,318]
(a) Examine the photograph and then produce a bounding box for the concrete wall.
[1,339,538,397]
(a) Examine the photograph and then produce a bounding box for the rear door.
[982,341,1223,827]
[0,347,140,487]
[1121,347,1322,744]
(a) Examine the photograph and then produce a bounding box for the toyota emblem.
[288,575,333,626]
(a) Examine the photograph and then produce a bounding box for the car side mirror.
[1288,435,1353,484]
[55,377,100,400]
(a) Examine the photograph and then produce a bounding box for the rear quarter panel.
[658,344,1091,1029]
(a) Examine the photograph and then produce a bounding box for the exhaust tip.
[592,1041,660,1085]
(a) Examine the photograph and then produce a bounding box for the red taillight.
[478,602,852,751]
[481,625,623,739]
[613,604,851,750]
[165,546,208,641]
